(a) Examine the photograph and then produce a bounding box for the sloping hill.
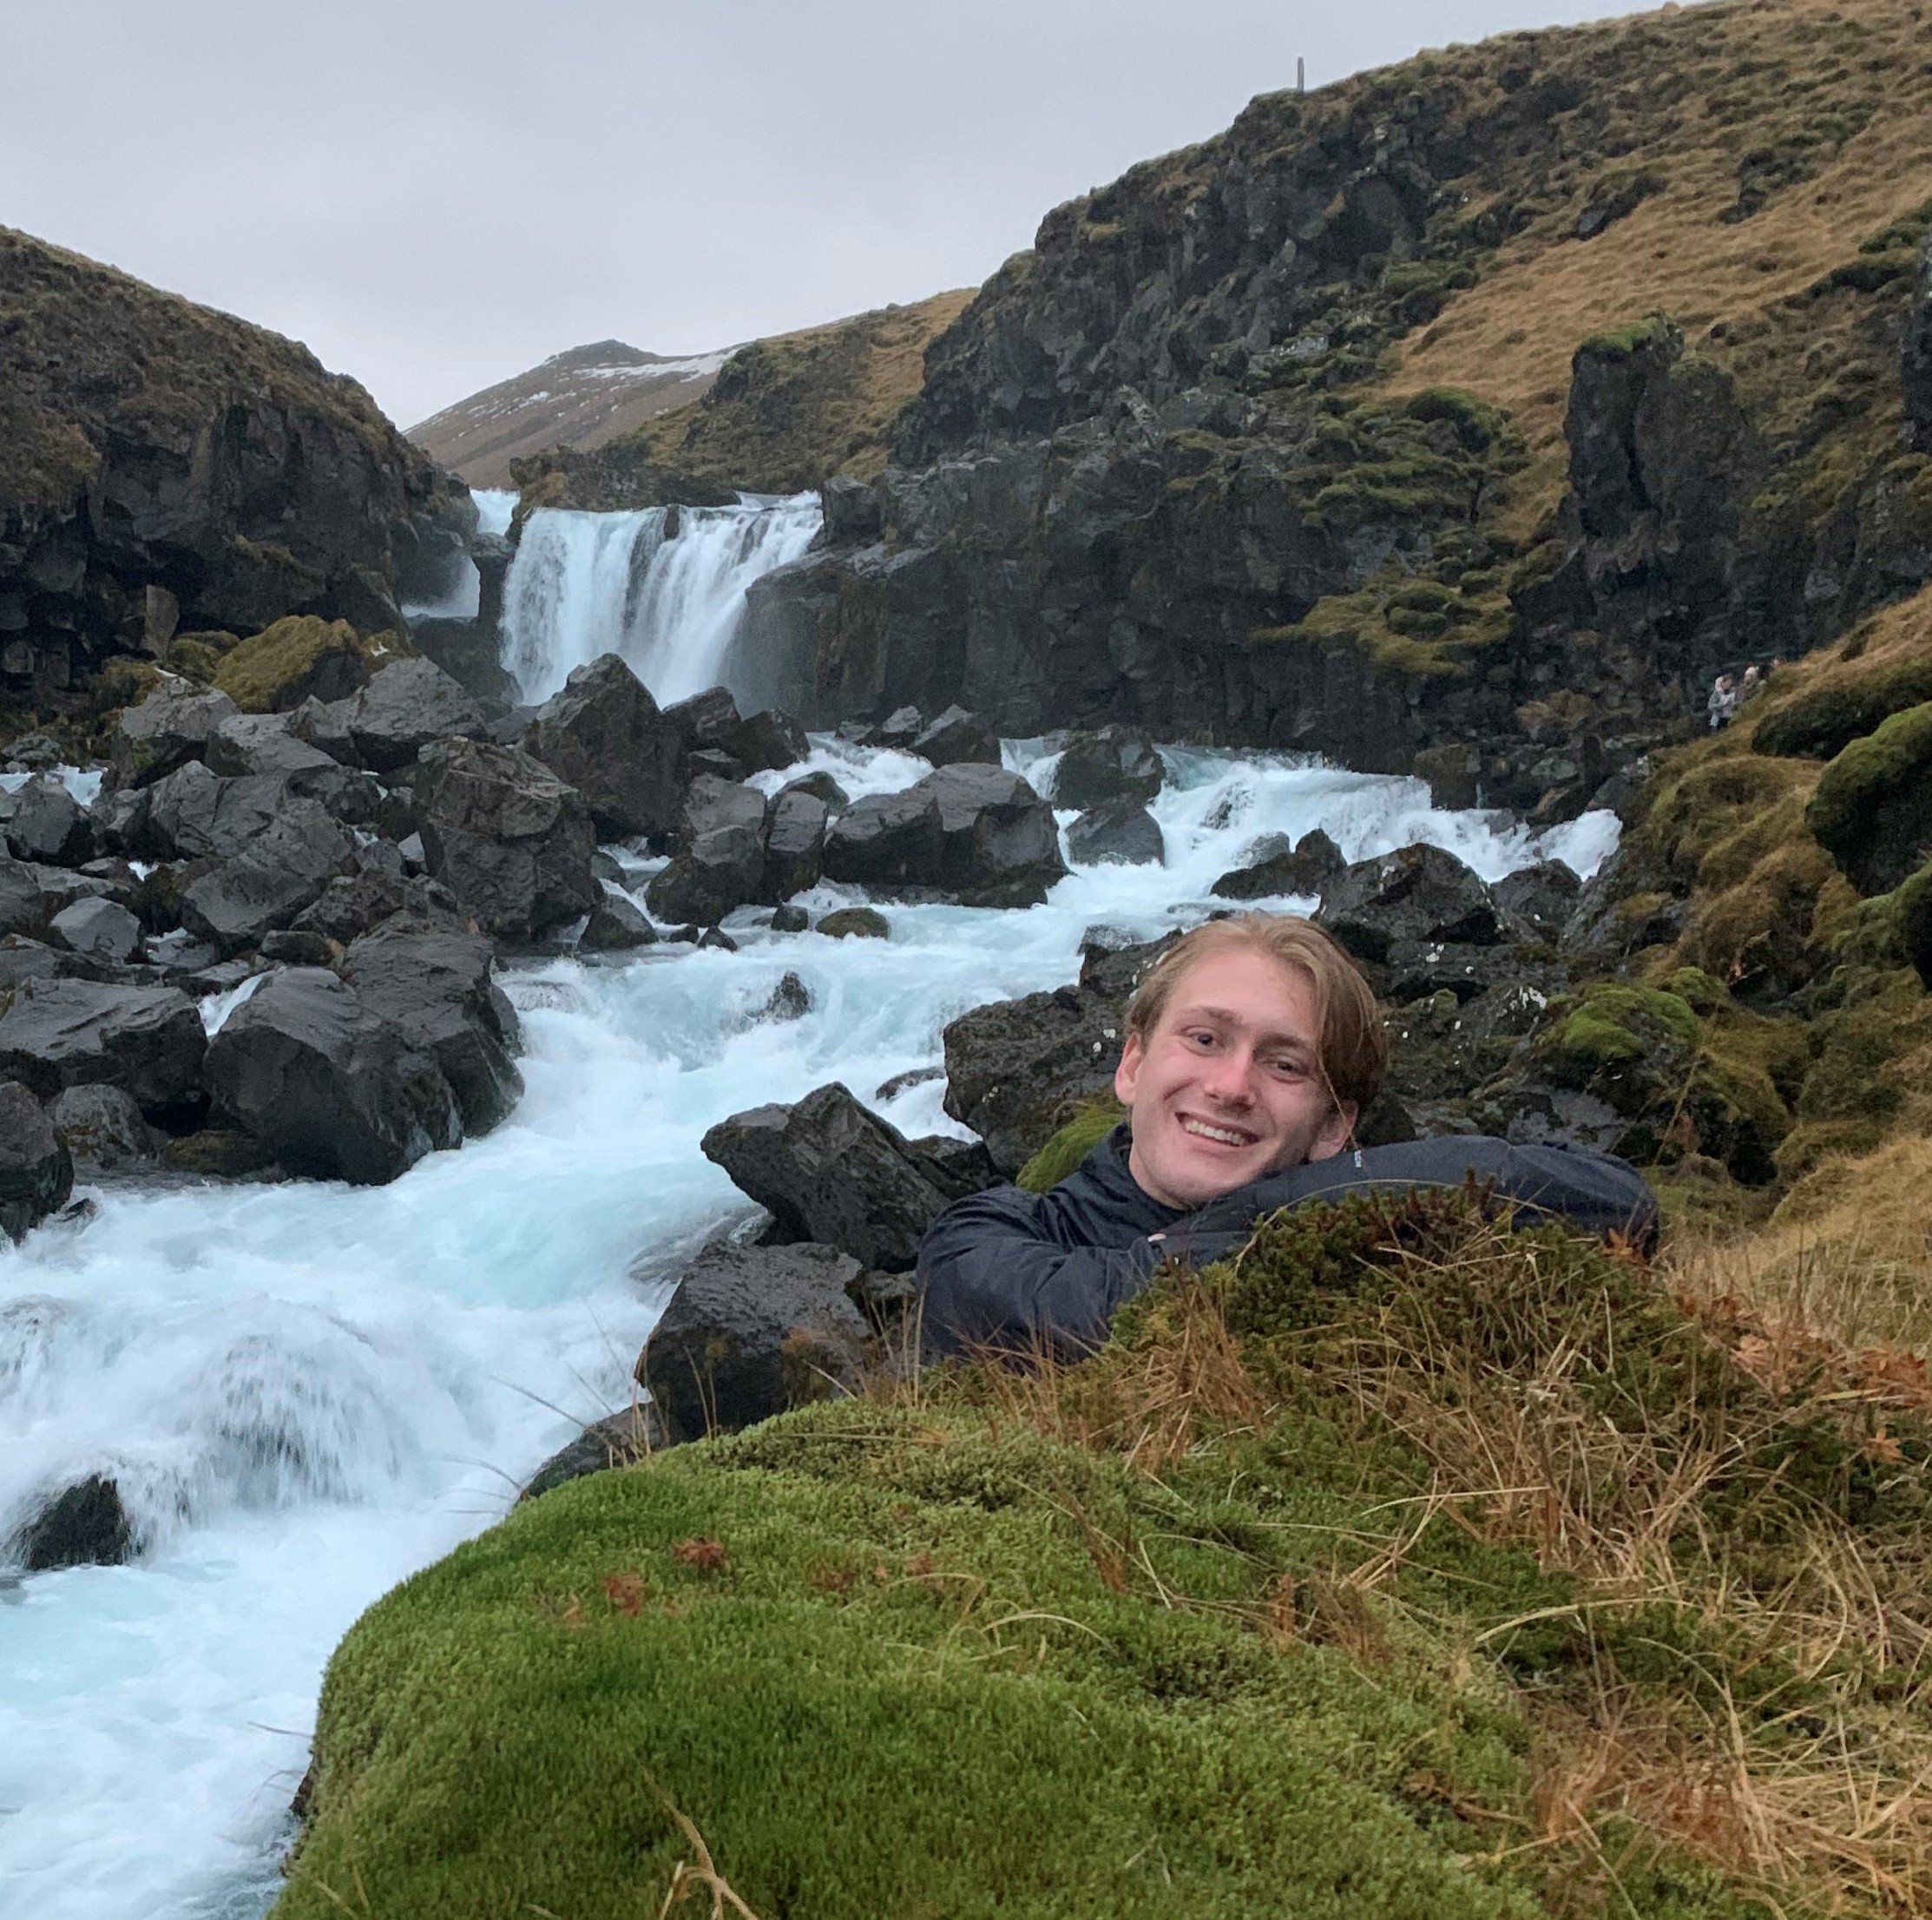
[409,341,730,488]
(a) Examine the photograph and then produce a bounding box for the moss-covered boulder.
[1751,651,1932,760]
[211,615,404,713]
[1015,1099,1125,1192]
[1805,700,1932,894]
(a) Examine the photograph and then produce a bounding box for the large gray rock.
[1211,828,1344,901]
[0,1080,73,1239]
[582,884,658,951]
[133,764,355,875]
[203,711,342,781]
[700,1082,956,1270]
[1491,860,1582,942]
[49,1082,161,1170]
[0,979,206,1112]
[204,968,461,1185]
[339,918,523,1136]
[645,776,768,925]
[345,657,486,773]
[913,705,1000,767]
[731,708,809,774]
[1049,727,1164,810]
[0,859,111,942]
[820,785,943,892]
[1316,844,1502,963]
[925,764,1067,907]
[2,775,95,867]
[762,786,828,900]
[109,683,240,788]
[639,1240,870,1437]
[290,865,465,947]
[48,897,141,966]
[522,653,684,841]
[1065,796,1164,867]
[413,738,598,941]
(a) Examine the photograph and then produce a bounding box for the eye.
[1263,1055,1307,1079]
[1182,1028,1219,1050]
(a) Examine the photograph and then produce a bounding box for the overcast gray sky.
[8,1,1655,428]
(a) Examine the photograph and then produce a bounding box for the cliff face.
[0,227,472,700]
[749,0,1932,812]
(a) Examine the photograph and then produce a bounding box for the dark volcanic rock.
[48,897,141,965]
[763,786,828,900]
[913,705,1000,767]
[639,1240,870,1437]
[204,967,460,1184]
[0,1080,73,1239]
[0,978,205,1110]
[820,785,943,892]
[340,919,522,1136]
[815,907,890,940]
[3,775,95,866]
[109,685,240,788]
[1316,845,1502,963]
[1211,829,1344,901]
[1066,798,1164,867]
[645,775,768,925]
[414,738,597,940]
[290,866,463,947]
[582,884,657,951]
[12,1474,133,1571]
[49,1082,159,1170]
[1492,860,1582,941]
[0,858,109,941]
[203,711,343,782]
[522,1403,680,1499]
[1908,233,1932,454]
[926,764,1066,907]
[345,657,486,773]
[522,653,683,841]
[864,705,923,751]
[1049,727,1165,810]
[700,1082,956,1270]
[732,708,809,775]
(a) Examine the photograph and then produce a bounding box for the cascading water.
[0,701,1617,1917]
[498,494,821,707]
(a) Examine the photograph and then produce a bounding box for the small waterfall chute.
[498,492,821,707]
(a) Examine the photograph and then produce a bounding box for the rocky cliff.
[745,0,1932,815]
[0,227,473,713]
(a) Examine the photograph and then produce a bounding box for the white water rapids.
[0,494,1620,1920]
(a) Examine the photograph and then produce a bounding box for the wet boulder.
[665,687,744,763]
[913,705,999,767]
[11,1473,133,1570]
[1049,726,1164,810]
[522,653,684,841]
[290,865,465,948]
[340,919,523,1137]
[700,1082,956,1270]
[109,682,239,787]
[1211,829,1344,901]
[1316,844,1502,963]
[820,785,943,892]
[202,711,344,783]
[344,657,487,774]
[815,907,889,939]
[2,776,95,867]
[644,776,768,925]
[863,705,923,751]
[133,764,356,876]
[49,1083,161,1171]
[926,765,1066,907]
[414,738,598,941]
[48,898,142,966]
[763,786,827,899]
[0,979,206,1112]
[1492,860,1582,942]
[731,708,809,775]
[0,859,111,942]
[582,884,657,951]
[0,1080,74,1239]
[638,1240,871,1437]
[204,967,461,1185]
[522,1403,681,1499]
[208,615,387,713]
[1066,797,1164,867]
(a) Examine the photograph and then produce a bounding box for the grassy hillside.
[516,292,973,503]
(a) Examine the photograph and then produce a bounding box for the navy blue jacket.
[917,1128,1657,1358]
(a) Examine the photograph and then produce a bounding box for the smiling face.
[1113,946,1356,1210]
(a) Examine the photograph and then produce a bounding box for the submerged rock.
[48,1083,160,1172]
[1049,727,1164,810]
[0,1080,73,1238]
[1210,829,1343,901]
[1066,797,1164,867]
[11,1474,133,1571]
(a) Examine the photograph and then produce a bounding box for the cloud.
[6,0,1653,427]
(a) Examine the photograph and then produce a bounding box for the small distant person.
[1707,674,1738,729]
[917,915,1656,1358]
[1739,664,1763,701]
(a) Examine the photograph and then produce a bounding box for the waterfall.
[498,494,822,707]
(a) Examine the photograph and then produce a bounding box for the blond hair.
[1124,914,1387,1116]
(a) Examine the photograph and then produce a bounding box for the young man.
[918,913,1656,1357]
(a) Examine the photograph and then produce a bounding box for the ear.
[1309,1101,1357,1163]
[1113,1030,1145,1108]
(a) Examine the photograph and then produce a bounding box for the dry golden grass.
[1388,0,1932,529]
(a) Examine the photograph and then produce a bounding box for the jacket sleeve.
[1183,1136,1659,1251]
[917,1186,1168,1359]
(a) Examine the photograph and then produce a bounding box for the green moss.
[1752,656,1932,760]
[1805,701,1932,893]
[1578,312,1676,358]
[1015,1101,1125,1193]
[1253,576,1513,681]
[210,615,404,713]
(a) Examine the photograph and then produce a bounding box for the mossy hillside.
[286,1195,1931,1918]
[1804,700,1932,894]
[209,615,406,713]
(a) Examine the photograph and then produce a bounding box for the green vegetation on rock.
[1015,1099,1125,1192]
[1805,701,1932,894]
[210,615,404,713]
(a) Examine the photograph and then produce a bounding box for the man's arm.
[917,1186,1173,1359]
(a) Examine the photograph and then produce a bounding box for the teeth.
[1180,1118,1251,1147]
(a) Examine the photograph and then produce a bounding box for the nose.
[1199,1043,1258,1108]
